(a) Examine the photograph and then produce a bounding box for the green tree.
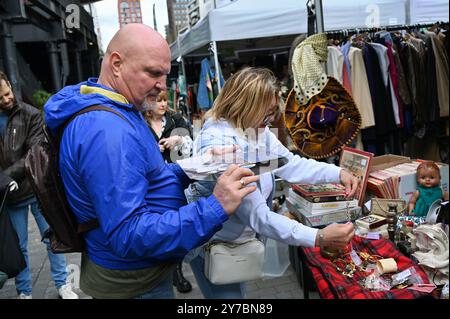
[31,90,52,111]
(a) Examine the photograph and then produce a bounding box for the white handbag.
[204,239,265,285]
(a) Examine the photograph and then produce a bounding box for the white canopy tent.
[170,0,449,60]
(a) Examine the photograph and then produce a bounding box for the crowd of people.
[1,24,358,299]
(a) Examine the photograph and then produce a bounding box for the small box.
[355,214,388,230]
[370,198,407,217]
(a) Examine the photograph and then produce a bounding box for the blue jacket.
[44,78,228,270]
[197,58,225,110]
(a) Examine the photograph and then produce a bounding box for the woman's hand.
[339,169,359,199]
[315,222,355,249]
[159,136,183,150]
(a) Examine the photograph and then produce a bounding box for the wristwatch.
[318,230,325,249]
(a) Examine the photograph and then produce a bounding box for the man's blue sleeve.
[166,163,192,189]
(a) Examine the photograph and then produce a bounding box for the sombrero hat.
[284,33,361,159]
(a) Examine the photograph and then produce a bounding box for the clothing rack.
[324,21,449,37]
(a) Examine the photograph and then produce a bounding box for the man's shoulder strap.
[57,105,132,143]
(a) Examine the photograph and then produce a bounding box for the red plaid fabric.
[301,236,434,299]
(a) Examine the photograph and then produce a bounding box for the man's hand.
[213,164,259,215]
[159,136,182,150]
[339,169,359,199]
[315,222,355,249]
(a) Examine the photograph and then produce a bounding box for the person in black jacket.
[0,71,78,299]
[145,91,193,163]
[144,91,193,293]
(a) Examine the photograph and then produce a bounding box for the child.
[408,161,449,217]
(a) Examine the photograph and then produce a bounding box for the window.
[119,1,129,9]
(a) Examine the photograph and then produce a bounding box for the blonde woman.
[185,67,358,299]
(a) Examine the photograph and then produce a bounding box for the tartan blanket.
[301,236,434,299]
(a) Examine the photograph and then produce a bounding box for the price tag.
[366,232,380,240]
[350,250,362,266]
[392,268,412,284]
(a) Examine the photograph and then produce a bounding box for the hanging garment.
[197,58,224,111]
[197,58,214,110]
[370,42,401,126]
[399,40,420,135]
[363,44,397,136]
[187,86,195,113]
[426,31,449,118]
[415,32,440,123]
[326,46,344,84]
[348,46,375,129]
[408,36,429,126]
[291,33,329,105]
[391,36,412,107]
[340,41,352,94]
[378,33,405,127]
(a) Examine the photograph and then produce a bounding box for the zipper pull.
[12,128,16,149]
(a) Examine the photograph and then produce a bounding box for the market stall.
[170,0,449,60]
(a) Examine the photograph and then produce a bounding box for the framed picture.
[339,147,374,206]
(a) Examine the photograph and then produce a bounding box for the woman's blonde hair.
[205,67,279,129]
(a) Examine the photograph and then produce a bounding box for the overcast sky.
[93,0,169,52]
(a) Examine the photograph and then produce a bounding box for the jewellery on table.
[332,258,357,278]
[330,251,381,278]
[358,252,382,263]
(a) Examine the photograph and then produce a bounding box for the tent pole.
[180,58,187,83]
[211,40,222,92]
[315,0,325,33]
[176,32,187,82]
[314,0,327,71]
[176,33,189,120]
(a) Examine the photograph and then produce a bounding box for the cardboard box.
[369,155,449,202]
[370,155,411,172]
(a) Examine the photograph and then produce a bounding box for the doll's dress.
[413,185,443,217]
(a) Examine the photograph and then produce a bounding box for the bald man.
[44,24,258,299]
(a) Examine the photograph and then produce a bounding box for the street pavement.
[0,211,319,299]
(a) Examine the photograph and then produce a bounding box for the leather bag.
[204,239,265,285]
